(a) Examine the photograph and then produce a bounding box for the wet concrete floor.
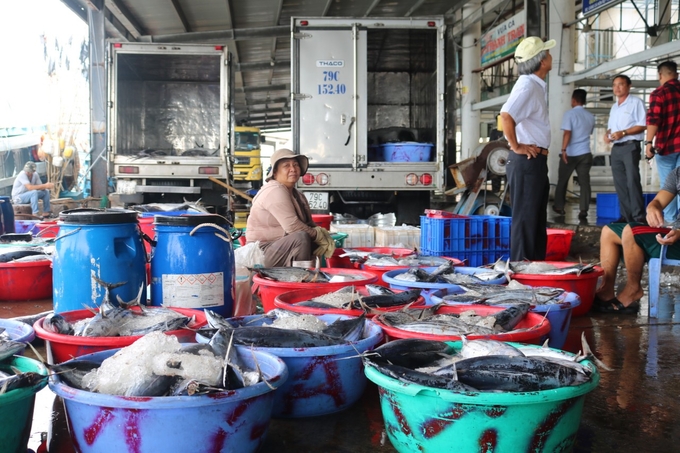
[7,200,680,452]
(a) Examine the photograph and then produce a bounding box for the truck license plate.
[304,192,329,210]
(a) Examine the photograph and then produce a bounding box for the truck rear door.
[293,23,367,168]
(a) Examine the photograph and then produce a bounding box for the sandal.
[592,297,640,314]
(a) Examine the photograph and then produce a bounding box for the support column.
[547,0,575,190]
[650,0,672,47]
[88,8,108,199]
[460,2,482,161]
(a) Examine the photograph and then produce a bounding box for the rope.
[189,223,233,243]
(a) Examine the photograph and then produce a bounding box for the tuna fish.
[249,267,331,283]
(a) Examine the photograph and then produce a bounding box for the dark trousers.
[554,153,593,211]
[611,141,644,222]
[506,151,549,261]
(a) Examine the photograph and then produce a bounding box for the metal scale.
[446,140,511,216]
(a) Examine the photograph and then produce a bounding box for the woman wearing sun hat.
[246,148,335,267]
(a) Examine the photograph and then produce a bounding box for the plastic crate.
[374,226,421,249]
[330,224,374,247]
[596,193,656,220]
[419,215,511,267]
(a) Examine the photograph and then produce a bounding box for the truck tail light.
[316,173,329,185]
[300,20,309,26]
[118,166,139,174]
[301,173,315,185]
[420,173,433,186]
[214,46,223,51]
[199,167,220,175]
[427,21,436,27]
[405,173,418,186]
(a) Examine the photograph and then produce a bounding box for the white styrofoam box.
[374,226,421,250]
[330,224,375,247]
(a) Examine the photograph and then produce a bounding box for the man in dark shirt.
[645,60,680,222]
[594,167,680,313]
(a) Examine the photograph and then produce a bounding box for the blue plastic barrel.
[0,196,15,234]
[150,214,235,317]
[52,208,147,313]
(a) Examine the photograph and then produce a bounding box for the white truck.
[108,42,234,211]
[291,17,446,224]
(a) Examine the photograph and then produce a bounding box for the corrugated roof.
[61,0,473,129]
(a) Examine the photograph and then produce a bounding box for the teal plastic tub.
[365,341,599,453]
[0,356,49,453]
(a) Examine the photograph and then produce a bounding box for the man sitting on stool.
[594,167,680,314]
[11,161,54,219]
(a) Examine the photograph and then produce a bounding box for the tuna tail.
[93,275,127,310]
[117,284,147,311]
[580,332,613,371]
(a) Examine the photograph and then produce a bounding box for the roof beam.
[236,107,289,116]
[236,60,290,72]
[574,79,659,88]
[267,0,285,85]
[472,94,509,111]
[322,0,333,16]
[144,25,289,43]
[109,0,146,36]
[405,0,427,17]
[170,0,191,33]
[238,84,289,93]
[238,96,290,104]
[563,39,680,84]
[58,0,88,22]
[450,0,509,36]
[364,0,381,17]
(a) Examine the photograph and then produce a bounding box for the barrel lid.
[59,208,140,224]
[153,214,229,227]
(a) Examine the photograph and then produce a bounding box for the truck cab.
[233,126,263,189]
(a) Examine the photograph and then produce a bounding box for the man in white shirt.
[554,89,596,219]
[500,36,554,260]
[604,74,647,223]
[11,161,54,219]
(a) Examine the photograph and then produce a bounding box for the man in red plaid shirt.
[645,60,680,222]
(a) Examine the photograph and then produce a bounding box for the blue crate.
[596,193,656,219]
[419,214,511,266]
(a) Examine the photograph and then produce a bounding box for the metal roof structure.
[60,0,474,130]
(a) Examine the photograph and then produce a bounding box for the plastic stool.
[647,245,680,318]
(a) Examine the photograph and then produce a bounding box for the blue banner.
[583,0,626,16]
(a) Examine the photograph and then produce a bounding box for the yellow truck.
[233,126,263,189]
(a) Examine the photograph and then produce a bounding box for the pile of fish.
[492,259,598,278]
[42,296,194,337]
[340,249,455,267]
[1,330,46,394]
[248,267,328,283]
[439,280,567,307]
[374,304,532,337]
[364,336,602,392]
[0,245,52,263]
[392,261,505,285]
[290,285,422,312]
[52,331,265,397]
[198,309,368,349]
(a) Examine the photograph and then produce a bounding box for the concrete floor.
[9,198,680,452]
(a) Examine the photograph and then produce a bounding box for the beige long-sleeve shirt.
[245,180,318,244]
